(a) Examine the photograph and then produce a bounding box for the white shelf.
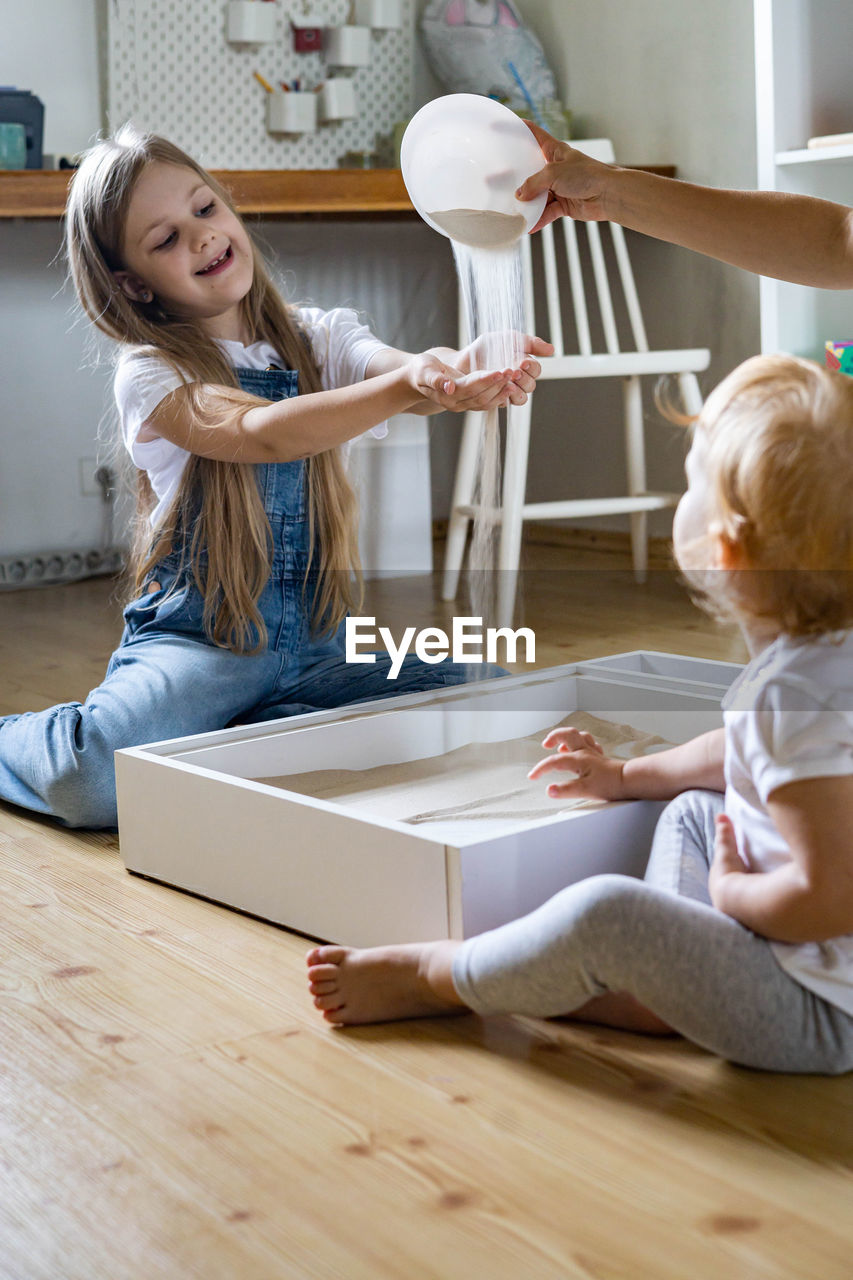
[754,0,853,358]
[776,144,853,166]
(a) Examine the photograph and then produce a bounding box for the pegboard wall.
[107,0,415,169]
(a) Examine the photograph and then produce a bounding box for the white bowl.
[401,94,547,249]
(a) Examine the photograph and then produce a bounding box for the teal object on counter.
[0,122,27,169]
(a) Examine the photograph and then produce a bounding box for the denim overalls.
[0,367,494,828]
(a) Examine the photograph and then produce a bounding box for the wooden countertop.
[0,165,677,219]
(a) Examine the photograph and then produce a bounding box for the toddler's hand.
[528,726,626,801]
[708,813,751,910]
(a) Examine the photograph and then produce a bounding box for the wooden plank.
[222,168,414,215]
[0,797,851,1278]
[0,168,413,219]
[0,166,678,219]
[9,553,851,1279]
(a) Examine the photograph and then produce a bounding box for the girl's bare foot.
[306,941,466,1025]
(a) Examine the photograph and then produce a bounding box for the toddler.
[308,354,853,1074]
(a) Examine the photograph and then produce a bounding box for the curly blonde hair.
[681,354,853,636]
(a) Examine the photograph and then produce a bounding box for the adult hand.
[516,122,616,232]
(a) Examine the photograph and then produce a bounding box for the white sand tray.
[254,710,671,832]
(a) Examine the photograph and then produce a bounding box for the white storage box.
[323,24,370,68]
[318,78,356,122]
[577,650,742,699]
[226,0,277,44]
[267,90,317,136]
[349,413,433,578]
[115,656,736,947]
[353,0,403,28]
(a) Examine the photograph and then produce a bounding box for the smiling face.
[115,161,255,339]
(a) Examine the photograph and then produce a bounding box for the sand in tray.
[428,208,527,250]
[253,711,672,827]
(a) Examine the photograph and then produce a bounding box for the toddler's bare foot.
[306,941,466,1025]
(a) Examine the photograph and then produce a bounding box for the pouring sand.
[428,208,527,250]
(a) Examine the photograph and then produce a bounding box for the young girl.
[307,354,853,1075]
[0,125,550,830]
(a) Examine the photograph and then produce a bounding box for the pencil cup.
[267,90,317,135]
[353,0,402,28]
[226,0,277,43]
[318,79,356,123]
[323,24,371,68]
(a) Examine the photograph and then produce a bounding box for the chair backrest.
[520,138,650,358]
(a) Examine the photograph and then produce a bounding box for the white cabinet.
[349,415,434,579]
[754,0,853,357]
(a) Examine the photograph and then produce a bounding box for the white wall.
[431,0,761,532]
[0,0,450,557]
[0,222,116,554]
[3,0,104,161]
[1,0,107,555]
[0,0,760,556]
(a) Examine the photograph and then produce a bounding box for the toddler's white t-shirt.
[114,306,391,527]
[722,630,853,1016]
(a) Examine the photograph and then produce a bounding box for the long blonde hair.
[683,354,853,636]
[65,125,362,653]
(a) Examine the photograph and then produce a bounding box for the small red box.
[292,23,323,52]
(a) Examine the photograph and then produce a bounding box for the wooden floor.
[1,539,851,1280]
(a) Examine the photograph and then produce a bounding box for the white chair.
[442,139,711,627]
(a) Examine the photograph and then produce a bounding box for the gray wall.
[428,0,761,532]
[0,0,759,555]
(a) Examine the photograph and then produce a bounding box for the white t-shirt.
[114,306,391,527]
[722,631,853,1015]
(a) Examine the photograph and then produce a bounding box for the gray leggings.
[452,791,853,1074]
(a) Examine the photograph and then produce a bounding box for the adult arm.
[517,123,853,290]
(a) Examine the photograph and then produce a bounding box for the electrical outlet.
[0,546,124,589]
[78,457,101,497]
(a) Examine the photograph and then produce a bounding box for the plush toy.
[826,340,853,375]
[419,0,559,110]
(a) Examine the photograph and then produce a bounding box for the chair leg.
[442,410,484,602]
[497,397,533,628]
[677,370,703,418]
[623,375,647,583]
